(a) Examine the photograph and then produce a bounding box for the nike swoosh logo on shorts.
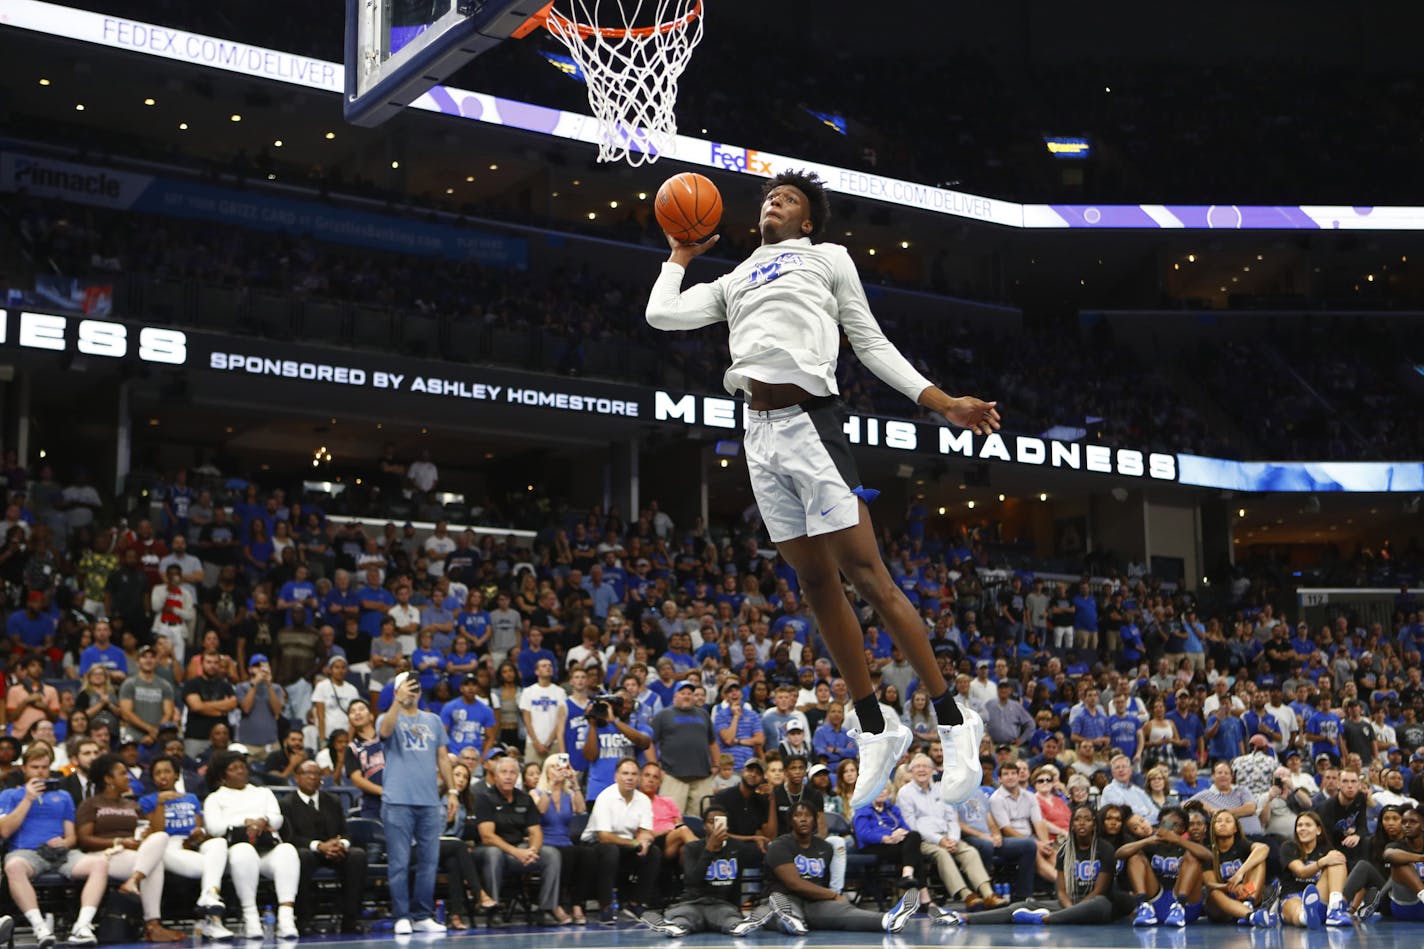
[820,505,837,516]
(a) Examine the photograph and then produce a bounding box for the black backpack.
[96,891,143,944]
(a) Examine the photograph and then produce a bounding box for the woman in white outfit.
[138,756,233,939]
[74,754,184,942]
[202,751,300,939]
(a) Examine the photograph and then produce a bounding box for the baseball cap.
[1387,746,1402,755]
[787,719,805,732]
[1315,752,1332,763]
[1412,752,1424,763]
[25,590,42,603]
[1249,735,1271,749]
[1284,749,1301,760]
[228,744,251,756]
[742,759,765,772]
[674,680,697,692]
[248,653,270,667]
[137,644,156,656]
[807,764,828,779]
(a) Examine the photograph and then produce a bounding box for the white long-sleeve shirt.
[203,783,286,840]
[896,779,962,843]
[645,238,933,402]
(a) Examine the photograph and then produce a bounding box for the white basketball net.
[542,0,704,166]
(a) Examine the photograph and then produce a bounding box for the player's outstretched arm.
[917,385,1001,436]
[645,233,728,332]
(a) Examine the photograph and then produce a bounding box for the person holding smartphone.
[379,671,455,935]
[642,804,770,938]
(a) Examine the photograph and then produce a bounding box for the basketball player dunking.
[645,170,999,807]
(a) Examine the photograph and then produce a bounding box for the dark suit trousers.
[295,846,369,929]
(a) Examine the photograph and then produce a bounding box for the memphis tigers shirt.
[1213,837,1253,882]
[764,833,834,895]
[646,237,933,404]
[1145,842,1186,888]
[681,839,743,903]
[1056,838,1117,902]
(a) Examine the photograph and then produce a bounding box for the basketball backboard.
[344,0,542,127]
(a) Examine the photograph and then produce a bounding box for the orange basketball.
[655,172,722,243]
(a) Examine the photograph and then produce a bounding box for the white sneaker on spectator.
[412,918,446,934]
[393,919,413,936]
[938,705,985,803]
[204,918,236,940]
[67,923,97,946]
[848,717,913,809]
[33,924,55,949]
[196,888,226,914]
[242,916,264,940]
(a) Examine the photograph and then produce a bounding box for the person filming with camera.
[583,690,652,800]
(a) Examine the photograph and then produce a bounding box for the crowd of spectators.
[0,464,1420,934]
[15,191,1421,462]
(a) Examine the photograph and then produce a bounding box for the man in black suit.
[58,738,102,807]
[279,760,369,934]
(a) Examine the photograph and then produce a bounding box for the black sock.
[852,694,885,733]
[931,690,964,727]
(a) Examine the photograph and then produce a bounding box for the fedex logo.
[711,143,772,175]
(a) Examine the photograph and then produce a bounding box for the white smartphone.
[711,815,727,833]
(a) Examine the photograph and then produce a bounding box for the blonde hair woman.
[532,754,589,925]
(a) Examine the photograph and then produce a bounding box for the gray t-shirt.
[369,637,402,687]
[381,710,448,807]
[234,681,287,747]
[118,674,175,742]
[651,705,717,779]
[489,608,521,654]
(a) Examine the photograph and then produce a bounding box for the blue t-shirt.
[439,698,495,755]
[1208,713,1247,761]
[564,697,591,774]
[455,610,490,646]
[1307,711,1343,760]
[357,585,396,637]
[0,786,74,850]
[278,580,316,622]
[1070,708,1110,743]
[1107,713,1141,758]
[323,587,360,623]
[80,643,128,674]
[1072,595,1099,632]
[380,710,449,807]
[1242,710,1280,742]
[771,615,812,644]
[411,647,446,691]
[586,719,651,801]
[1119,624,1144,664]
[138,791,203,836]
[517,648,558,686]
[7,612,56,648]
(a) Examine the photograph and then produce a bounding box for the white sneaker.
[412,918,446,934]
[275,920,299,939]
[34,925,56,949]
[393,919,413,936]
[847,717,913,809]
[205,918,237,940]
[937,705,985,803]
[67,923,97,947]
[197,889,227,914]
[243,917,265,940]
